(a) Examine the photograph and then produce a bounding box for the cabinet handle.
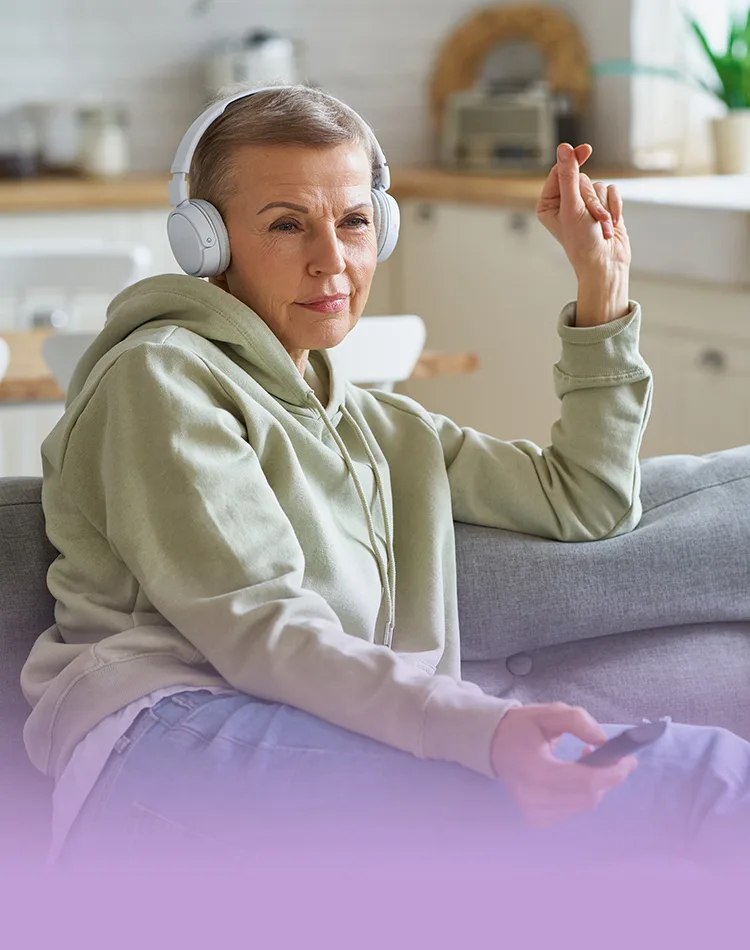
[510,212,529,233]
[415,203,434,223]
[696,348,727,373]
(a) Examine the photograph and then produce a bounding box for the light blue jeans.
[59,690,750,874]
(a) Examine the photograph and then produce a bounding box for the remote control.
[579,720,669,767]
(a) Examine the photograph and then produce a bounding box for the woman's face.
[211,142,377,372]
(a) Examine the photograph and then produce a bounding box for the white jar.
[78,105,130,178]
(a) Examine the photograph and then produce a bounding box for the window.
[631,0,744,171]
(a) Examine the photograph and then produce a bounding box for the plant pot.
[712,110,750,174]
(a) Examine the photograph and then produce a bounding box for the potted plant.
[688,8,750,173]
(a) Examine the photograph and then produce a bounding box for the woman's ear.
[208,273,230,292]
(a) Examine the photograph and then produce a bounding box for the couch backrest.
[0,477,56,855]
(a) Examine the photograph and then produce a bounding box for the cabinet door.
[363,256,396,316]
[396,200,576,443]
[639,328,750,457]
[0,404,64,477]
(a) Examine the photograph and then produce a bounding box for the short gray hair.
[189,85,377,212]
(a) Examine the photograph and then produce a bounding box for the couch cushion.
[0,477,56,857]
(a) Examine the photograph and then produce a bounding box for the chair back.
[42,316,428,398]
[41,332,97,394]
[329,315,426,390]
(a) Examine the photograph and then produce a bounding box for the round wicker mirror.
[429,4,591,128]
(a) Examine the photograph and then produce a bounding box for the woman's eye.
[270,220,299,232]
[343,215,369,228]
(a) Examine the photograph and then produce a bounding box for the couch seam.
[643,472,750,515]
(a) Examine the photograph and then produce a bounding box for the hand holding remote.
[491,703,638,830]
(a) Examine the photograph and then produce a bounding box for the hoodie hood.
[67,274,347,418]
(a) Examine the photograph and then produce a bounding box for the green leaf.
[687,16,717,64]
[685,9,750,108]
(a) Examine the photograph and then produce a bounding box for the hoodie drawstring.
[305,391,396,648]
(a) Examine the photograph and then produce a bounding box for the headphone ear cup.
[371,189,400,263]
[167,199,231,277]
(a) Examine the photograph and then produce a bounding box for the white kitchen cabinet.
[637,328,750,458]
[362,256,396,317]
[389,200,750,458]
[632,275,750,457]
[394,200,576,443]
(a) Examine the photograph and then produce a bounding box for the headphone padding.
[371,189,400,263]
[167,199,231,277]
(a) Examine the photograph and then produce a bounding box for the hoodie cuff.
[420,679,521,779]
[554,301,650,385]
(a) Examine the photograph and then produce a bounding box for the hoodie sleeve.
[432,303,652,541]
[59,343,515,780]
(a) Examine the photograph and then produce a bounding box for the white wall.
[0,0,634,171]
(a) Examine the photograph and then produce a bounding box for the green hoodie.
[21,274,652,781]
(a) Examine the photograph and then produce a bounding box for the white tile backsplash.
[0,0,636,170]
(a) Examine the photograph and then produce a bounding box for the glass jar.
[78,105,130,178]
[0,106,41,178]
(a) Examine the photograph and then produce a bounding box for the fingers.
[520,759,637,829]
[537,154,564,211]
[574,143,593,167]
[537,702,609,748]
[608,183,624,226]
[556,143,584,212]
[580,176,614,239]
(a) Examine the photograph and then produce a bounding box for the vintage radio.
[440,84,576,174]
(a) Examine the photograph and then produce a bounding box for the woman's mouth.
[296,294,349,313]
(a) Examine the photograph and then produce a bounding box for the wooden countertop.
[0,330,479,404]
[0,165,666,215]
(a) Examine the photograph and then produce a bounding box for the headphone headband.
[168,85,391,208]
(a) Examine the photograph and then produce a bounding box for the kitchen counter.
[608,175,750,286]
[0,165,663,215]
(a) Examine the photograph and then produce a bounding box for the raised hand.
[537,143,631,278]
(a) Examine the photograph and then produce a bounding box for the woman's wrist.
[575,265,631,328]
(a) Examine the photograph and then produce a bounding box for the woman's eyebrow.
[256,202,373,216]
[257,201,308,215]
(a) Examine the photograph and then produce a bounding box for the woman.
[21,86,750,872]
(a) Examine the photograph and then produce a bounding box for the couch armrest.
[456,446,750,662]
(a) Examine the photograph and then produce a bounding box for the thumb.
[538,704,609,746]
[556,144,584,215]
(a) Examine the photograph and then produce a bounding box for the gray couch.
[2,450,750,862]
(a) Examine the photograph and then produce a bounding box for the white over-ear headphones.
[167,86,400,278]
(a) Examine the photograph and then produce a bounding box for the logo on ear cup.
[167,199,230,277]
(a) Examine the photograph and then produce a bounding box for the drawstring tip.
[384,621,394,649]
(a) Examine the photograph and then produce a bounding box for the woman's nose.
[307,226,346,277]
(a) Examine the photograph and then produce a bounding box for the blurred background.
[1,0,750,474]
[0,0,738,175]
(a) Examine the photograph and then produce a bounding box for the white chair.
[329,315,426,391]
[42,316,428,398]
[0,241,152,330]
[41,332,97,394]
